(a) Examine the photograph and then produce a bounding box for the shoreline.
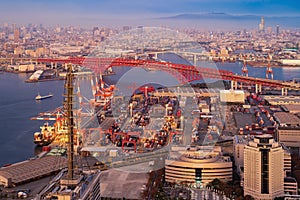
[25,77,65,83]
[2,69,35,74]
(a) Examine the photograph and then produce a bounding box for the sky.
[0,0,299,27]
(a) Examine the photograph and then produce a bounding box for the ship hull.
[35,94,53,100]
[33,122,56,146]
[34,140,52,146]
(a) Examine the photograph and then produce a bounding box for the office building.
[244,134,284,199]
[14,27,20,43]
[259,16,265,32]
[276,25,280,36]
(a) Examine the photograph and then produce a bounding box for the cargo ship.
[33,122,55,146]
[32,107,73,147]
[35,93,53,100]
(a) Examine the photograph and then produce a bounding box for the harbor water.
[0,72,64,166]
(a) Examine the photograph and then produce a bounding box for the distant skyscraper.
[122,26,130,31]
[244,135,284,199]
[276,25,280,36]
[14,27,20,43]
[12,23,16,32]
[267,27,272,35]
[259,16,265,32]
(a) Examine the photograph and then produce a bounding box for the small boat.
[35,93,53,100]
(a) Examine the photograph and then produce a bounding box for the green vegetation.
[206,178,243,199]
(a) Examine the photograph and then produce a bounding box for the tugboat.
[33,122,55,146]
[35,92,53,100]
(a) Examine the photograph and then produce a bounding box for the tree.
[210,178,222,190]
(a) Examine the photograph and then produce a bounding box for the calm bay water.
[0,72,64,166]
[0,62,300,166]
[216,62,300,81]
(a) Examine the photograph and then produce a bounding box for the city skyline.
[0,0,300,27]
[1,1,300,199]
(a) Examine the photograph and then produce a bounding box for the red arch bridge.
[13,57,300,95]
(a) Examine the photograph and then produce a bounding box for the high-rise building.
[235,134,297,195]
[276,25,280,36]
[244,134,284,199]
[12,23,16,33]
[93,26,100,39]
[14,27,20,43]
[259,16,265,32]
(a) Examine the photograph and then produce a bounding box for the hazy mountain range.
[154,12,300,30]
[159,12,300,21]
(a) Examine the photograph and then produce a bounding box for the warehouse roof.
[274,112,300,126]
[0,156,67,187]
[264,96,300,105]
[282,104,300,113]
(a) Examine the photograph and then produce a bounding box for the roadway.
[182,96,196,146]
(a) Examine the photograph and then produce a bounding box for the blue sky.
[1,0,299,26]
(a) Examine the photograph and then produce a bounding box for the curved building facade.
[165,146,232,187]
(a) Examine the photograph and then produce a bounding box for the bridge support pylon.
[193,54,197,66]
[242,56,248,77]
[255,84,262,94]
[231,80,238,90]
[281,88,288,96]
[266,55,274,79]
